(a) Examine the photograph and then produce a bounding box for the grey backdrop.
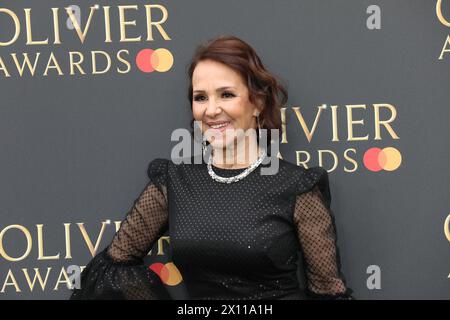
[0,0,449,299]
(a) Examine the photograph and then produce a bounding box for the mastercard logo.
[149,262,183,286]
[363,147,402,172]
[136,48,174,73]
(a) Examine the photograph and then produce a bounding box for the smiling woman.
[191,59,263,168]
[188,36,287,162]
[70,35,353,300]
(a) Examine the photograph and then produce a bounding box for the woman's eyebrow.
[193,86,236,94]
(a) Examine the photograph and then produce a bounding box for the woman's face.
[192,59,262,150]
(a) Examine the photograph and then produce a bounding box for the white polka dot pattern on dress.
[70,156,353,300]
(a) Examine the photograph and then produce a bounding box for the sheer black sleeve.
[293,166,354,300]
[70,158,171,300]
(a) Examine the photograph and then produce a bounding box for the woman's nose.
[205,99,221,117]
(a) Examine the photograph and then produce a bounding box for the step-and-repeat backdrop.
[0,1,449,299]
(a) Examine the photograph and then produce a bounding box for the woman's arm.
[70,158,171,300]
[293,185,353,299]
[106,183,168,263]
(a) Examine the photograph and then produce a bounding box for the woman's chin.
[209,137,235,150]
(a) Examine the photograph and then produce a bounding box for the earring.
[202,134,207,157]
[257,115,262,142]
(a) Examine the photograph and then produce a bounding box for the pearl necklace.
[207,148,267,183]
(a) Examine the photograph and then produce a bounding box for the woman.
[70,35,353,300]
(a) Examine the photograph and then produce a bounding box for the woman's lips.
[208,122,233,133]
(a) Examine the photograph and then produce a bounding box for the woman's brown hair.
[187,35,288,145]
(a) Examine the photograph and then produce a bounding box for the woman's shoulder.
[278,159,332,207]
[279,158,328,180]
[146,155,204,179]
[147,157,170,185]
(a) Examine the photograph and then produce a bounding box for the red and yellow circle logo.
[136,48,174,73]
[149,262,183,286]
[363,147,402,172]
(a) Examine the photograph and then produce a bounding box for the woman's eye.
[194,95,206,102]
[222,92,235,98]
[193,92,234,102]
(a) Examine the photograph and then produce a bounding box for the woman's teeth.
[210,122,229,129]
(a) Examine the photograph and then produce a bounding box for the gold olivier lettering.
[0,8,20,46]
[117,49,131,73]
[114,221,122,232]
[346,105,369,141]
[118,5,141,42]
[294,148,359,172]
[0,56,11,77]
[292,104,326,143]
[295,151,311,167]
[77,222,108,257]
[43,52,63,76]
[25,8,49,45]
[22,267,51,291]
[343,148,358,172]
[444,214,450,242]
[330,105,339,142]
[64,223,72,259]
[280,107,287,143]
[156,236,170,255]
[438,35,450,60]
[53,267,71,290]
[1,270,21,293]
[11,52,40,76]
[69,51,86,75]
[51,8,61,44]
[103,6,112,43]
[373,103,399,140]
[436,0,450,26]
[0,225,32,262]
[65,5,99,44]
[144,4,171,41]
[37,224,60,260]
[91,51,111,74]
[317,150,338,171]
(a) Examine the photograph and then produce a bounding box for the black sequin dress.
[70,154,353,300]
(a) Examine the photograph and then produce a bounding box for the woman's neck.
[211,138,261,169]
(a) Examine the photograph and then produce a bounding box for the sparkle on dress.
[70,154,353,300]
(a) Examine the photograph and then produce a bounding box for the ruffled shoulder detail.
[70,248,171,300]
[147,158,169,187]
[293,165,332,209]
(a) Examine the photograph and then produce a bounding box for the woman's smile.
[207,121,233,134]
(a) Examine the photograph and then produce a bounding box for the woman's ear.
[253,98,264,117]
